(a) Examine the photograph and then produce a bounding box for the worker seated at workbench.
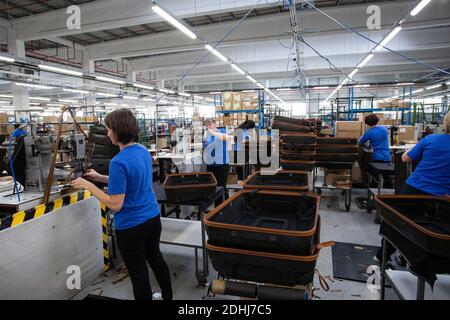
[358,114,393,188]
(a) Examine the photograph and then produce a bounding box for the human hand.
[71,178,93,191]
[83,169,102,182]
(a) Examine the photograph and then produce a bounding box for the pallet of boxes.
[217,92,260,128]
[273,116,318,172]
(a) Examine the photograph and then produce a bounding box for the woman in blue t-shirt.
[71,109,172,300]
[203,118,230,206]
[375,112,450,263]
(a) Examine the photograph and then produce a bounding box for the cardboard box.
[352,162,362,182]
[335,121,363,139]
[232,102,242,110]
[227,172,238,185]
[157,137,168,149]
[233,93,242,103]
[215,105,223,112]
[223,101,233,110]
[223,92,233,101]
[398,125,415,142]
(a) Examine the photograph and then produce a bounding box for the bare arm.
[71,178,124,211]
[402,151,413,162]
[84,169,109,184]
[208,129,228,141]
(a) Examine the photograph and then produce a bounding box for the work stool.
[365,162,395,215]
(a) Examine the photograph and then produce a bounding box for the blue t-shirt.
[358,126,391,162]
[203,128,230,166]
[108,144,159,230]
[406,134,450,196]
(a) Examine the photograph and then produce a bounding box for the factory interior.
[0,0,449,302]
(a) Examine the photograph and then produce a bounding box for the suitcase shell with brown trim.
[163,172,217,202]
[242,170,309,192]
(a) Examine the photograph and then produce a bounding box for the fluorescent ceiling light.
[376,26,402,51]
[349,69,359,78]
[104,103,118,106]
[208,91,221,94]
[277,88,291,91]
[357,54,374,68]
[47,103,63,107]
[410,0,432,16]
[30,97,51,101]
[242,90,256,93]
[353,84,370,88]
[396,82,413,86]
[15,82,54,90]
[426,84,441,90]
[134,83,154,90]
[159,88,175,94]
[38,64,83,77]
[313,86,329,89]
[257,83,265,89]
[58,99,78,103]
[142,98,155,102]
[123,95,139,100]
[63,88,89,94]
[194,96,204,100]
[412,89,424,94]
[152,5,197,40]
[97,92,117,97]
[205,44,228,62]
[341,78,349,86]
[246,75,257,83]
[0,95,13,98]
[29,102,41,106]
[178,92,191,97]
[231,64,245,75]
[96,76,126,85]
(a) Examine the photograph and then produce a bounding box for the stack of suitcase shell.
[89,125,120,175]
[205,170,333,287]
[316,137,359,167]
[272,115,317,134]
[280,133,317,172]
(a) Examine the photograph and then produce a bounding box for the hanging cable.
[301,0,450,75]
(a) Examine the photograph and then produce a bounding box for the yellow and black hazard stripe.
[100,202,110,271]
[0,190,111,271]
[0,190,91,231]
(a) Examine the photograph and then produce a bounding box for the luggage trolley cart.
[313,161,353,212]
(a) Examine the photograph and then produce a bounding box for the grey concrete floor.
[88,187,397,300]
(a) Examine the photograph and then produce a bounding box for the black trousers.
[207,164,229,206]
[371,160,393,188]
[116,215,173,300]
[376,182,430,260]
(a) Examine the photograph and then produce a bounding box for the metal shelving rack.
[214,90,266,129]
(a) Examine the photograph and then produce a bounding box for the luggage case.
[316,145,359,153]
[272,120,312,133]
[280,133,317,145]
[281,142,317,153]
[242,170,309,191]
[315,153,358,162]
[89,132,114,146]
[89,125,108,135]
[273,116,316,127]
[317,137,358,145]
[206,237,334,286]
[204,189,320,255]
[163,172,217,202]
[375,195,450,258]
[281,159,315,171]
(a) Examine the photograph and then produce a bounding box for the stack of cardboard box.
[0,113,9,135]
[377,99,409,109]
[335,121,363,139]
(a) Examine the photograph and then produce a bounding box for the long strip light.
[410,0,432,16]
[134,83,154,90]
[96,76,126,85]
[123,95,139,100]
[246,75,257,83]
[357,54,374,68]
[349,69,359,78]
[63,88,89,94]
[97,92,118,97]
[159,88,175,94]
[375,26,402,51]
[178,92,191,97]
[205,45,228,62]
[152,5,197,40]
[30,97,52,101]
[58,99,78,103]
[0,95,13,98]
[38,64,83,77]
[0,55,15,63]
[426,83,441,90]
[231,64,245,75]
[15,82,54,90]
[257,83,265,89]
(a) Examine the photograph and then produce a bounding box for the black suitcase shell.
[163,172,217,202]
[317,137,358,145]
[204,189,320,255]
[206,238,333,286]
[242,170,309,192]
[280,133,317,145]
[375,195,450,258]
[281,159,315,171]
